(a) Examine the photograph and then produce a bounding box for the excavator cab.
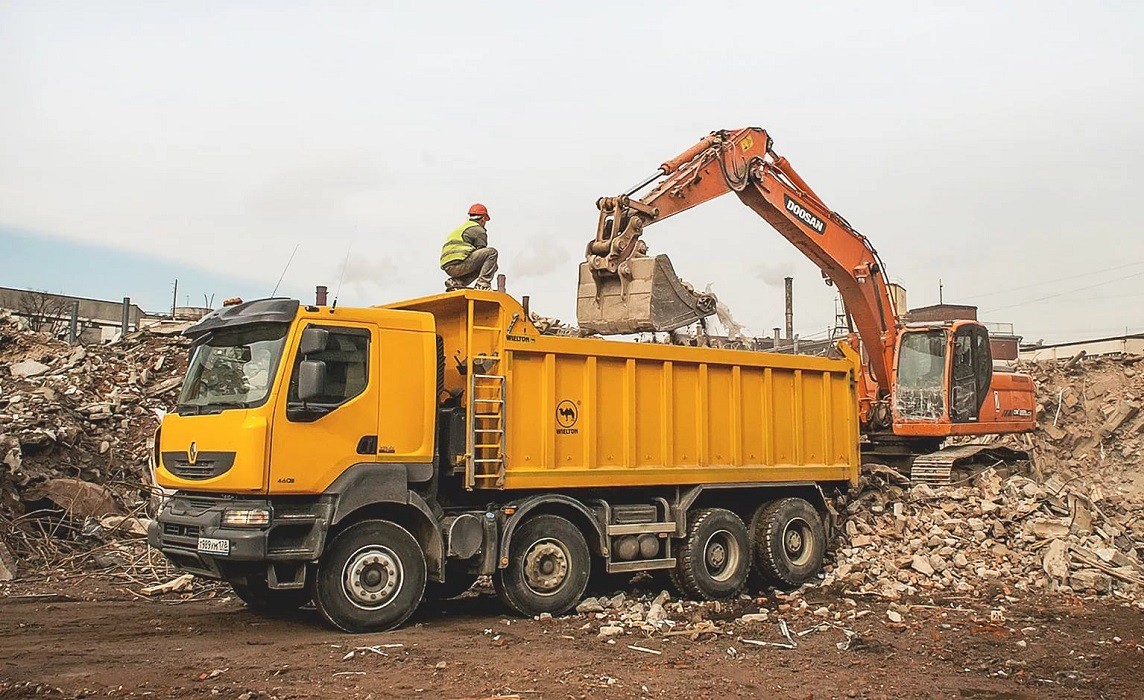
[892,322,995,429]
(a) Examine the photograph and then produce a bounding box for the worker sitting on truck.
[441,203,499,291]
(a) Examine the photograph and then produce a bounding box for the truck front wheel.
[751,497,826,587]
[495,514,590,617]
[670,508,751,600]
[313,520,427,633]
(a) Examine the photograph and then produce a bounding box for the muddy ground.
[0,581,1141,700]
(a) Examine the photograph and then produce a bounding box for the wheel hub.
[522,540,568,594]
[703,529,742,583]
[782,518,812,565]
[344,546,403,609]
[707,542,727,569]
[785,529,803,554]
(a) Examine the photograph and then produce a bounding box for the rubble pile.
[830,353,1144,606]
[829,468,1144,603]
[0,309,191,574]
[1015,354,1144,493]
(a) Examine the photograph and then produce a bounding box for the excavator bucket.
[576,254,717,335]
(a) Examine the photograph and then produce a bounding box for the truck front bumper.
[148,492,331,581]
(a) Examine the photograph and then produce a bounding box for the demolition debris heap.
[0,310,189,540]
[830,354,1144,602]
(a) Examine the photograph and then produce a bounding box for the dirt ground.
[1,581,1141,700]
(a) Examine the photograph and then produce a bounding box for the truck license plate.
[196,537,230,555]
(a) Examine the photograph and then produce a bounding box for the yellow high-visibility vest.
[440,220,480,268]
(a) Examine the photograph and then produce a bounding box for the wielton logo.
[784,195,826,234]
[556,400,578,434]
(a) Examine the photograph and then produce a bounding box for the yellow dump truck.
[149,291,860,632]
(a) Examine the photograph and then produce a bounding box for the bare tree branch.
[15,290,72,337]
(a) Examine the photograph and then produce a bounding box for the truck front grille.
[161,451,236,480]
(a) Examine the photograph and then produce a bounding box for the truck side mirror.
[299,327,330,356]
[297,360,327,402]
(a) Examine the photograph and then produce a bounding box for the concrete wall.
[0,286,146,342]
[1020,335,1144,361]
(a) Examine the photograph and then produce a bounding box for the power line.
[982,270,1144,314]
[954,258,1144,302]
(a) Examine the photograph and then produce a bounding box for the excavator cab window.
[894,329,946,420]
[950,325,993,423]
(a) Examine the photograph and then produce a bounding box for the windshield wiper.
[177,401,248,416]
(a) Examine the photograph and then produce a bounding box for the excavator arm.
[582,127,900,397]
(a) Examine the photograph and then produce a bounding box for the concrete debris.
[828,353,1144,605]
[0,539,16,581]
[828,466,1143,602]
[22,478,123,518]
[0,308,190,571]
[141,573,194,596]
[8,359,50,378]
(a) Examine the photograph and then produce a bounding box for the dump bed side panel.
[504,343,858,489]
[384,291,860,491]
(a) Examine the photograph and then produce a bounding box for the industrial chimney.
[784,277,794,341]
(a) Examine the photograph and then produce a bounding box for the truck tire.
[670,508,750,600]
[751,498,826,587]
[230,576,310,612]
[494,514,590,617]
[312,520,426,633]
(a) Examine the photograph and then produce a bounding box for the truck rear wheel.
[230,576,310,612]
[751,497,826,587]
[313,520,426,633]
[670,508,750,600]
[495,514,590,617]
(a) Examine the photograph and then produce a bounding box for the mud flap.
[576,255,717,334]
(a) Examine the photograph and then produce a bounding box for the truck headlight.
[222,508,271,527]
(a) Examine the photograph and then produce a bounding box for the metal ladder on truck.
[462,296,508,489]
[466,357,506,488]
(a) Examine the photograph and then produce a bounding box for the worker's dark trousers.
[443,247,499,290]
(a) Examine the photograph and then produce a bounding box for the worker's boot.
[473,280,492,291]
[444,278,467,291]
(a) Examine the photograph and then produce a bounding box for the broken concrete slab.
[0,540,17,581]
[22,478,123,518]
[8,359,50,378]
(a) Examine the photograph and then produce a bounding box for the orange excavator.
[576,127,1035,478]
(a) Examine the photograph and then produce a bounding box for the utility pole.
[938,278,943,304]
[171,279,178,319]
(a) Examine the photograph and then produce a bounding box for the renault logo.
[188,441,198,465]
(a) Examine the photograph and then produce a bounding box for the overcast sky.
[2,1,1141,344]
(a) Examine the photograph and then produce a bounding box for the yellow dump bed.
[386,291,860,491]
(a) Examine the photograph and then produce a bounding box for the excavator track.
[909,444,1029,485]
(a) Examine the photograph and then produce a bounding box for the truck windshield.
[178,322,290,414]
[895,330,946,420]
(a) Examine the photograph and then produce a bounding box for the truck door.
[949,325,992,423]
[269,322,379,494]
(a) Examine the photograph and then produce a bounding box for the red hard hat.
[468,203,490,220]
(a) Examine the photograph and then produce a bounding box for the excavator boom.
[581,128,899,393]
